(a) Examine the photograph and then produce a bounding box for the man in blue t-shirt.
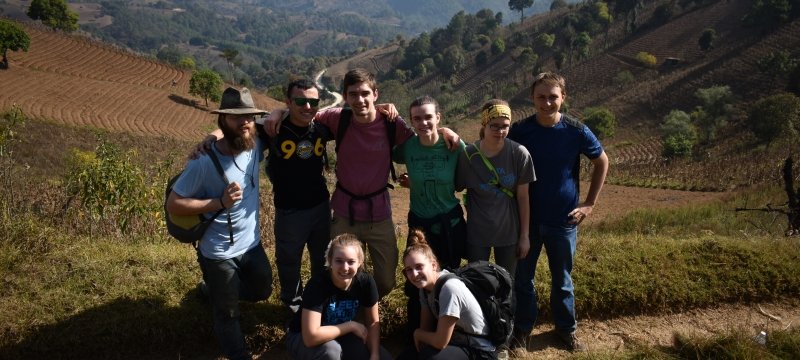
[508,72,609,352]
[166,87,273,360]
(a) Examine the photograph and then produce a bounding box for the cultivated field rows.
[0,23,283,140]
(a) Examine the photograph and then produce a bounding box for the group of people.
[165,68,609,360]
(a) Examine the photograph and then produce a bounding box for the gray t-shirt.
[420,270,495,351]
[456,138,535,247]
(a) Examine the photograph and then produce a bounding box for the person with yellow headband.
[456,99,535,280]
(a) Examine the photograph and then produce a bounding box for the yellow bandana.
[481,104,512,125]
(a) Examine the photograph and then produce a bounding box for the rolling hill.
[0,22,283,140]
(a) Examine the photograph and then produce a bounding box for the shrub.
[661,110,697,158]
[64,139,156,234]
[613,70,634,87]
[699,28,716,50]
[535,33,555,48]
[583,107,616,139]
[757,50,798,76]
[748,92,800,144]
[635,51,657,67]
[491,38,505,56]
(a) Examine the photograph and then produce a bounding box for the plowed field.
[0,23,283,140]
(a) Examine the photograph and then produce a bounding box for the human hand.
[376,103,399,120]
[221,182,242,208]
[439,127,461,151]
[347,321,368,342]
[263,109,287,137]
[398,173,410,188]
[188,135,217,160]
[412,329,424,351]
[517,236,530,259]
[568,203,594,225]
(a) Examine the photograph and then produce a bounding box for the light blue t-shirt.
[172,140,264,260]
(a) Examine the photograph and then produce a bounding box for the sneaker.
[510,328,529,350]
[196,280,209,302]
[557,332,587,352]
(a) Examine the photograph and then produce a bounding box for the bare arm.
[438,127,461,151]
[568,151,609,224]
[166,182,241,215]
[300,309,367,348]
[516,182,530,259]
[365,303,382,360]
[413,315,458,350]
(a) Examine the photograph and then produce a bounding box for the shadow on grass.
[0,289,286,360]
[168,94,208,111]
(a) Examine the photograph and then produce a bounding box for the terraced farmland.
[0,22,282,140]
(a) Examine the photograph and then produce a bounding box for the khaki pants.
[331,214,398,298]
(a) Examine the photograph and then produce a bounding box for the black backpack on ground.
[433,260,515,347]
[164,149,233,245]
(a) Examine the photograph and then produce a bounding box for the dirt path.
[512,299,800,359]
[391,183,729,234]
[257,300,798,359]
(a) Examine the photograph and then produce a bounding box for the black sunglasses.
[292,97,320,107]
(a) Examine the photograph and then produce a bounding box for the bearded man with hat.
[166,87,273,360]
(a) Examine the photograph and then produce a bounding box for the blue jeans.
[197,243,273,360]
[274,201,330,308]
[514,223,577,334]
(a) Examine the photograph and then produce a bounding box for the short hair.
[402,229,439,272]
[409,95,440,115]
[285,79,318,99]
[342,68,377,93]
[325,233,365,268]
[530,72,567,96]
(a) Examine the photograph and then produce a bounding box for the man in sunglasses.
[265,68,461,299]
[266,79,333,312]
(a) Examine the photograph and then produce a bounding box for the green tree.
[661,110,698,158]
[26,0,79,32]
[177,56,196,70]
[440,45,466,78]
[0,20,31,69]
[536,33,555,48]
[583,107,616,139]
[491,38,506,56]
[742,0,793,28]
[189,69,223,107]
[220,48,240,83]
[551,0,568,10]
[699,28,716,51]
[692,85,734,142]
[509,0,535,23]
[613,70,634,87]
[574,32,592,60]
[757,50,798,76]
[748,93,800,144]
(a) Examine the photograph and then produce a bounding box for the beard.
[219,119,256,153]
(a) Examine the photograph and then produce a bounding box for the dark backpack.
[335,107,398,182]
[164,149,233,244]
[434,260,515,347]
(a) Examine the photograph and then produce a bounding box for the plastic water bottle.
[754,331,767,345]
[497,349,509,360]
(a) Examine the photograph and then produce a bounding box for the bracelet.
[219,197,226,209]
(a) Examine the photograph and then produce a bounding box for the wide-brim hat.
[211,87,268,115]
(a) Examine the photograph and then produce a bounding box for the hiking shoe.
[557,332,587,352]
[510,328,529,350]
[196,280,209,302]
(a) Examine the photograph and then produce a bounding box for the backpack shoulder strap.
[335,108,352,154]
[207,145,234,244]
[433,273,459,306]
[384,116,398,181]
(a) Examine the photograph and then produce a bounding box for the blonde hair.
[325,233,365,268]
[402,229,439,272]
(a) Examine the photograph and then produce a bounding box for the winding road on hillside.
[314,69,343,109]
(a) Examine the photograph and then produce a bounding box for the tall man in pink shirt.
[267,68,458,297]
